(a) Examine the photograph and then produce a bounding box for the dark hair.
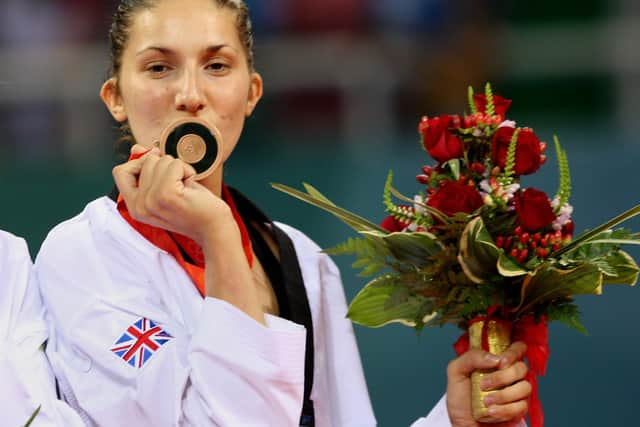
[107,0,255,155]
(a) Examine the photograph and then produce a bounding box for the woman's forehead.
[126,0,240,52]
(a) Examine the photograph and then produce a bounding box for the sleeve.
[36,225,307,427]
[316,254,377,426]
[409,395,450,427]
[0,232,84,427]
[409,395,528,427]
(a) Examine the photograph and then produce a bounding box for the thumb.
[448,349,501,380]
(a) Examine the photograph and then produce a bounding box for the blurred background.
[1,0,639,425]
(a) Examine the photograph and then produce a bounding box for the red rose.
[562,220,574,237]
[474,94,512,118]
[419,115,464,163]
[427,181,484,217]
[492,127,542,175]
[515,188,556,232]
[380,214,410,232]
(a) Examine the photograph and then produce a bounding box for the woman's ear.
[245,72,263,117]
[100,78,127,122]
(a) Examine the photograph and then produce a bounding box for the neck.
[198,164,224,197]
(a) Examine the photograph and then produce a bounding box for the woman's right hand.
[112,145,236,246]
[113,145,265,324]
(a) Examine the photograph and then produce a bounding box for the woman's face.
[101,0,262,162]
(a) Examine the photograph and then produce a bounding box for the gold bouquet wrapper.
[470,320,512,423]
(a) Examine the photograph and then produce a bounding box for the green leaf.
[457,217,501,284]
[383,170,395,212]
[497,252,530,277]
[516,262,603,315]
[446,159,461,181]
[302,182,336,206]
[468,85,478,115]
[271,183,386,233]
[485,82,496,117]
[358,262,387,277]
[503,128,520,180]
[386,181,451,225]
[324,237,369,256]
[347,279,435,327]
[24,405,41,427]
[546,302,588,335]
[360,230,443,269]
[601,250,640,286]
[553,136,572,210]
[385,286,411,309]
[551,204,640,258]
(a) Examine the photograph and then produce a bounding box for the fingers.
[484,379,532,407]
[113,156,146,203]
[148,157,189,205]
[498,341,527,369]
[481,399,528,425]
[447,349,501,382]
[182,161,197,183]
[130,143,152,157]
[481,361,528,391]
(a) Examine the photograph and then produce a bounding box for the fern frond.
[388,204,416,225]
[485,82,495,117]
[503,127,520,180]
[468,86,478,115]
[325,237,371,257]
[383,170,395,212]
[554,135,572,209]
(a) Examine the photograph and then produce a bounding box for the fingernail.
[484,353,500,364]
[487,405,498,415]
[484,394,496,406]
[480,377,492,390]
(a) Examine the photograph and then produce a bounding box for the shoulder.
[274,222,325,261]
[273,221,341,280]
[0,230,31,307]
[0,229,29,264]
[38,197,109,257]
[37,196,155,265]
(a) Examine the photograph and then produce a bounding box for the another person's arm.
[0,231,83,426]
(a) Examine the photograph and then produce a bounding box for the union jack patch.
[110,317,173,369]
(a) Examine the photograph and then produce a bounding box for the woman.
[0,230,83,426]
[35,0,530,425]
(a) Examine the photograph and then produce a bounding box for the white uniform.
[35,196,467,427]
[0,230,84,426]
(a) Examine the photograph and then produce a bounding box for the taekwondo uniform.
[0,230,84,426]
[35,189,471,427]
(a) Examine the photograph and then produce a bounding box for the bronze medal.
[159,118,223,180]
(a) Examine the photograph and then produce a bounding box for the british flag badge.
[110,317,174,369]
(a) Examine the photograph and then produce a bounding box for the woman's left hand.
[446,341,531,427]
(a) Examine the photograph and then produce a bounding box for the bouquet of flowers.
[272,84,640,427]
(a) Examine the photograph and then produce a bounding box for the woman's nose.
[175,71,205,113]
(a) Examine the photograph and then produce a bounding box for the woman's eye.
[147,64,170,75]
[207,62,229,73]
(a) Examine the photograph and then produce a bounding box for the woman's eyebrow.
[204,44,232,54]
[136,45,173,56]
[136,44,232,57]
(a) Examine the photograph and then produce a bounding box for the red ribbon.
[116,151,253,296]
[454,311,549,427]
